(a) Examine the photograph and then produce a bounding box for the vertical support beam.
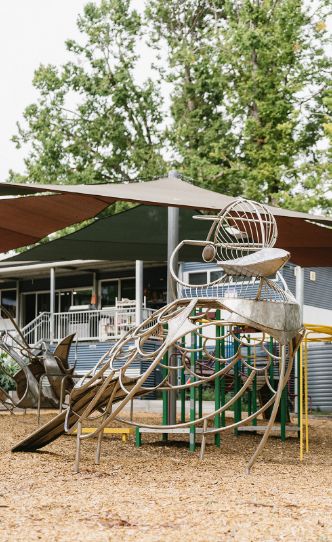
[135,260,143,326]
[233,332,241,435]
[220,328,226,428]
[280,382,287,442]
[180,337,186,423]
[295,266,304,415]
[135,426,142,447]
[50,267,55,344]
[189,328,196,452]
[167,171,180,426]
[214,313,221,447]
[198,318,203,419]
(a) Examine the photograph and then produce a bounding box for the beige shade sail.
[1,176,331,221]
[0,177,331,264]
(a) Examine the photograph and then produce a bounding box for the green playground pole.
[220,327,226,427]
[135,426,142,447]
[214,311,221,447]
[249,337,257,427]
[233,331,241,436]
[162,345,169,442]
[198,325,203,419]
[180,338,186,423]
[247,335,252,417]
[189,326,196,452]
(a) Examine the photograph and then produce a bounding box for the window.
[37,292,50,314]
[210,270,223,282]
[100,281,118,307]
[188,272,208,285]
[1,290,17,319]
[309,271,316,282]
[121,279,135,300]
[59,291,72,312]
[187,269,222,285]
[100,278,136,308]
[72,289,92,306]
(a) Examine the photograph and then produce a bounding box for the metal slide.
[12,374,142,452]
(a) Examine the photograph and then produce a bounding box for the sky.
[0,0,152,182]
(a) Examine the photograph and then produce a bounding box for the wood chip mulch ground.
[0,411,331,542]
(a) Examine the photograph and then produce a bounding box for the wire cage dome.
[202,199,278,263]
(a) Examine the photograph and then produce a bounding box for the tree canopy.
[10,0,332,212]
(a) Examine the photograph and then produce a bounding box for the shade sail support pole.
[135,260,143,326]
[167,171,180,425]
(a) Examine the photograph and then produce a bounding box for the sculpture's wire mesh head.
[198,199,278,264]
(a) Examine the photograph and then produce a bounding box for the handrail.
[19,307,155,345]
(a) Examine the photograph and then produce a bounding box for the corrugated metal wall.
[52,339,162,391]
[308,343,332,413]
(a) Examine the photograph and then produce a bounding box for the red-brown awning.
[0,192,111,252]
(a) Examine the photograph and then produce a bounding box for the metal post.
[233,332,241,435]
[189,329,196,452]
[50,267,55,344]
[180,337,186,422]
[167,170,180,425]
[135,260,143,326]
[214,313,221,447]
[295,266,304,415]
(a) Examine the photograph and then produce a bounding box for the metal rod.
[74,422,82,474]
[246,344,287,474]
[214,313,221,447]
[189,326,196,452]
[295,266,304,415]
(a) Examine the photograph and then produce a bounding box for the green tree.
[147,0,331,209]
[11,0,166,185]
[10,0,331,212]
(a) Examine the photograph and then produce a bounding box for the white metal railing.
[21,312,51,346]
[20,307,155,345]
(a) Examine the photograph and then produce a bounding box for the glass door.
[100,281,119,308]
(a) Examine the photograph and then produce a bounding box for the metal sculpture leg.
[246,344,287,474]
[37,376,44,425]
[200,418,208,461]
[74,421,82,474]
[95,429,104,465]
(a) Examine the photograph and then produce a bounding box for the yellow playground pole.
[299,324,332,461]
[304,339,309,453]
[299,342,303,461]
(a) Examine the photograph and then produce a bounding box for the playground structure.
[0,308,76,414]
[11,198,303,473]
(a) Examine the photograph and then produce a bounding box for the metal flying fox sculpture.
[12,198,303,474]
